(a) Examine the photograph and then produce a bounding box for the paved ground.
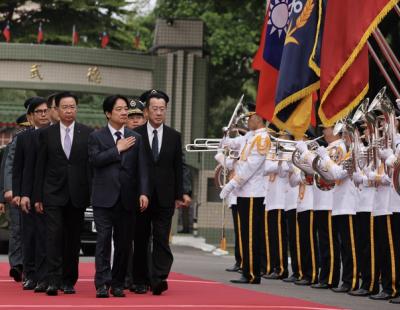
[0,245,398,310]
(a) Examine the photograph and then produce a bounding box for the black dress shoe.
[34,282,48,293]
[282,275,298,283]
[311,283,329,289]
[9,266,23,282]
[263,272,285,280]
[390,296,400,304]
[63,285,76,294]
[110,287,125,297]
[230,276,261,284]
[348,288,370,297]
[225,264,241,272]
[46,285,59,296]
[96,285,109,298]
[131,284,148,294]
[369,291,392,300]
[331,285,350,293]
[294,279,311,286]
[23,279,37,290]
[152,280,168,295]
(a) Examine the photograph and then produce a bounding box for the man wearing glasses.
[12,97,50,292]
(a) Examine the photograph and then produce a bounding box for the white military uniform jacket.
[227,128,270,198]
[319,139,357,216]
[289,166,313,213]
[298,143,333,211]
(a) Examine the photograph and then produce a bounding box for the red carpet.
[0,263,344,309]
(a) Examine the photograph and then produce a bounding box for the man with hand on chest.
[88,95,149,298]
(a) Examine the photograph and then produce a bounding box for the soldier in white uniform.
[220,108,270,284]
[283,160,300,283]
[370,132,400,301]
[313,126,358,293]
[263,152,288,280]
[215,136,246,273]
[288,159,317,286]
[348,127,377,297]
[296,135,338,289]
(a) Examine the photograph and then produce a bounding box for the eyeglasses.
[34,109,48,115]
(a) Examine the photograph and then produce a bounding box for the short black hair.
[54,92,79,107]
[47,92,58,107]
[102,95,129,115]
[26,97,48,114]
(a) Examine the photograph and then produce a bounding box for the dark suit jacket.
[12,128,39,198]
[135,122,183,208]
[88,126,149,210]
[34,122,93,208]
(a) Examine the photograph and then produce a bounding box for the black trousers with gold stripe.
[286,209,299,279]
[392,212,400,293]
[354,212,375,292]
[296,210,318,283]
[332,215,359,290]
[267,209,288,277]
[231,205,242,268]
[372,215,398,296]
[314,210,339,287]
[237,197,264,281]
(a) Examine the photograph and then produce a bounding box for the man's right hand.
[35,202,44,214]
[117,137,136,153]
[4,191,12,203]
[20,197,31,214]
[0,203,5,214]
[11,196,21,207]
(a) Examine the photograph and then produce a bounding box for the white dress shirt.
[108,123,125,143]
[147,122,163,153]
[60,121,75,149]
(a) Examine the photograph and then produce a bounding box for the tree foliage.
[154,0,265,136]
[0,0,134,48]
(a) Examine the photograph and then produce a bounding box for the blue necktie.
[115,131,122,144]
[152,129,159,161]
[64,127,72,158]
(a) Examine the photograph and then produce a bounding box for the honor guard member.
[368,129,400,301]
[282,161,300,283]
[220,106,269,284]
[263,131,288,280]
[313,126,358,293]
[288,149,317,286]
[296,133,337,290]
[215,145,244,273]
[13,97,50,291]
[348,125,377,297]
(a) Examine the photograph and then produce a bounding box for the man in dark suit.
[12,97,50,292]
[34,92,93,296]
[134,89,183,295]
[88,95,149,298]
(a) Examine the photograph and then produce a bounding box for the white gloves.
[379,148,393,160]
[296,141,308,153]
[352,171,367,186]
[264,160,279,175]
[278,161,290,177]
[214,152,225,166]
[381,175,391,186]
[316,146,329,160]
[219,179,239,199]
[386,154,397,168]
